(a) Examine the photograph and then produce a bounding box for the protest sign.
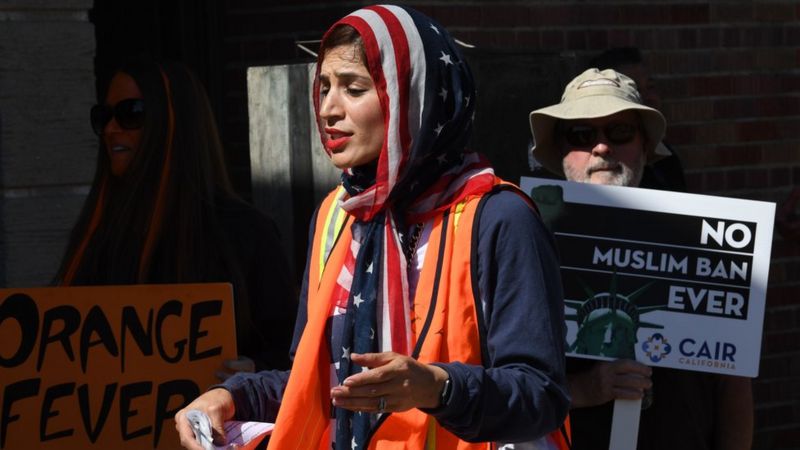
[521,177,774,377]
[0,283,236,449]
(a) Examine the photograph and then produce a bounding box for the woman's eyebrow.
[333,70,372,82]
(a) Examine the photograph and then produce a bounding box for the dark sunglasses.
[90,98,145,136]
[560,123,640,148]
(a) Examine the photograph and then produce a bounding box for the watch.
[439,376,453,407]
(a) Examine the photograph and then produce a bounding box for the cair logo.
[641,333,672,363]
[676,338,738,370]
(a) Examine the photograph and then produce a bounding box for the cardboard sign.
[520,177,774,378]
[0,283,237,449]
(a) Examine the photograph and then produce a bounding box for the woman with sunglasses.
[175,6,570,450]
[57,59,297,376]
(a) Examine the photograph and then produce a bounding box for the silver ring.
[377,396,386,414]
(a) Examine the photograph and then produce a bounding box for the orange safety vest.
[268,184,571,450]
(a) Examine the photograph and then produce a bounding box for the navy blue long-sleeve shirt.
[221,190,569,443]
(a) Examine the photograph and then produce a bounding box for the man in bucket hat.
[530,67,669,186]
[529,68,753,450]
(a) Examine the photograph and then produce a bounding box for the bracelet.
[439,377,452,407]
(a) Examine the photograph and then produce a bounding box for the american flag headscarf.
[313,5,496,447]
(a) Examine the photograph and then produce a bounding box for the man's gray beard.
[563,156,645,187]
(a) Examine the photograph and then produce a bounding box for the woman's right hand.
[567,359,652,409]
[174,388,236,449]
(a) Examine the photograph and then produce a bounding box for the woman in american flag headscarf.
[176,5,570,449]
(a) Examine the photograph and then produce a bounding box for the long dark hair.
[57,60,258,343]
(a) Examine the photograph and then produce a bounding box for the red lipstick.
[324,128,352,152]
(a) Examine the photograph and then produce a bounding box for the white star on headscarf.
[342,347,351,360]
[430,23,440,34]
[434,123,444,135]
[351,436,358,449]
[366,262,373,273]
[438,87,448,101]
[353,293,364,308]
[439,51,453,65]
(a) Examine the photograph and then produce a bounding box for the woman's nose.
[104,117,121,135]
[319,91,343,123]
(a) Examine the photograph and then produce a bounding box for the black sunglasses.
[560,123,640,148]
[90,98,145,136]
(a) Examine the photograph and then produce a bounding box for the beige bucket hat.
[529,68,669,176]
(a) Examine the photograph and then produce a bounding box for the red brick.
[671,4,710,24]
[723,28,741,47]
[716,145,762,166]
[528,5,572,26]
[732,75,759,95]
[711,3,753,22]
[747,168,769,188]
[698,28,721,47]
[767,285,800,307]
[653,29,678,49]
[632,29,655,49]
[586,30,609,50]
[515,30,541,48]
[762,330,800,353]
[756,48,798,70]
[435,5,482,27]
[618,4,670,25]
[659,77,689,99]
[726,169,749,190]
[737,121,779,142]
[787,26,800,45]
[705,170,725,191]
[607,29,631,47]
[763,307,798,332]
[689,76,734,97]
[684,172,703,192]
[566,30,587,50]
[714,50,756,72]
[540,30,564,49]
[771,167,792,186]
[761,144,800,164]
[694,122,736,145]
[755,3,797,22]
[677,28,697,48]
[480,5,529,28]
[665,99,714,122]
[492,30,517,47]
[755,26,785,47]
[757,354,790,378]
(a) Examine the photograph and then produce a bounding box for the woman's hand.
[215,355,256,382]
[174,388,236,449]
[330,352,449,413]
[568,359,652,409]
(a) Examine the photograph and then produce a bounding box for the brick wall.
[218,2,799,448]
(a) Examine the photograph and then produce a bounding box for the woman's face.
[103,72,143,177]
[318,44,384,170]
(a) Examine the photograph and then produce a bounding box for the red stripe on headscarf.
[384,221,408,355]
[368,5,412,172]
